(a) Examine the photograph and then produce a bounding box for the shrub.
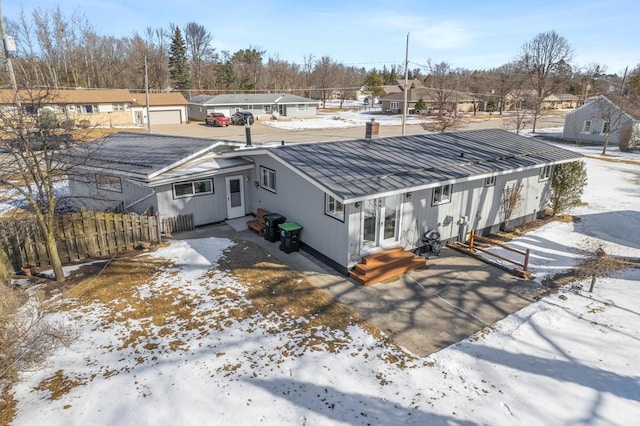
[549,161,588,216]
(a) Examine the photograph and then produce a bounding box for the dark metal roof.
[268,129,582,200]
[187,93,319,106]
[60,132,243,180]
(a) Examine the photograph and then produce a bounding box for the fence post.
[155,213,162,244]
[469,229,475,251]
[523,248,530,271]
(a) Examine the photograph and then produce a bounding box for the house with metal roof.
[562,94,640,146]
[62,132,252,226]
[187,93,320,121]
[225,129,582,273]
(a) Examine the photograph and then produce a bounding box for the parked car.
[231,111,255,125]
[205,112,231,127]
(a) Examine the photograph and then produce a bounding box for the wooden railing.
[468,229,531,272]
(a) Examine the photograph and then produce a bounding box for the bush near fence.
[0,211,162,276]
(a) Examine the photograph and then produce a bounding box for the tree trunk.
[45,230,66,282]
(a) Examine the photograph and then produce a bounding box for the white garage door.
[150,110,182,124]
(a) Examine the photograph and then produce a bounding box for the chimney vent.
[365,118,379,140]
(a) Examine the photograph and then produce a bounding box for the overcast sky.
[5,0,639,74]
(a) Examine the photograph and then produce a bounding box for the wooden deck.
[349,246,427,286]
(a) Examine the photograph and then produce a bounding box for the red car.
[205,112,230,127]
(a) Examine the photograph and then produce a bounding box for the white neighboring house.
[62,132,252,227]
[187,93,320,121]
[562,94,640,146]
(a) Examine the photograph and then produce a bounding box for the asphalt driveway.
[176,221,545,357]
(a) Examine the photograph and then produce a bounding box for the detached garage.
[130,92,188,126]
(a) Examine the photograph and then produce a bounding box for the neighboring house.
[562,94,640,145]
[380,86,479,114]
[225,129,582,274]
[62,132,252,227]
[0,89,187,127]
[187,94,320,121]
[504,91,580,111]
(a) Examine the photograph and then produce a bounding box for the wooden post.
[469,229,475,251]
[523,248,530,271]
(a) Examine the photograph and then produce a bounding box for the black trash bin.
[278,222,302,253]
[264,213,287,242]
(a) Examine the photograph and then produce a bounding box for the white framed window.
[113,103,126,111]
[298,104,307,111]
[173,179,213,199]
[325,194,344,221]
[259,166,276,192]
[539,165,552,181]
[77,104,99,114]
[96,174,122,192]
[390,101,399,110]
[485,176,496,187]
[602,121,610,134]
[582,120,591,133]
[263,105,272,114]
[432,184,452,205]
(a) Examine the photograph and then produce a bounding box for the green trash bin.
[278,222,302,253]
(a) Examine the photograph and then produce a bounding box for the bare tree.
[184,22,214,91]
[263,55,301,93]
[501,183,523,232]
[591,95,632,155]
[312,56,340,108]
[424,60,461,117]
[518,31,573,133]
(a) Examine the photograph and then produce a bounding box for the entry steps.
[349,246,426,286]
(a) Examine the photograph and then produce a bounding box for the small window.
[297,104,307,111]
[113,103,126,111]
[602,121,610,134]
[485,176,496,187]
[582,120,591,133]
[390,101,399,110]
[432,184,452,205]
[325,194,344,221]
[260,166,276,192]
[539,165,552,181]
[96,174,122,192]
[263,105,272,114]
[172,179,213,198]
[77,104,98,114]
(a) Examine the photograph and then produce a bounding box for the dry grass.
[0,387,16,426]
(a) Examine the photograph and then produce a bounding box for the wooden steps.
[349,246,427,286]
[247,208,270,236]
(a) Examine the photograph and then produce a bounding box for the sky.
[4,0,639,73]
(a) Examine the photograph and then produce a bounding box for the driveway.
[175,222,545,357]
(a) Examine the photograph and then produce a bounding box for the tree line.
[4,5,639,103]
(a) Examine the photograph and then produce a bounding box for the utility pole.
[0,0,21,109]
[144,54,151,133]
[401,32,409,136]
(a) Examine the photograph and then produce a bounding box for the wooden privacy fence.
[162,214,194,236]
[0,211,162,271]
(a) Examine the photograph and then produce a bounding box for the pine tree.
[169,27,191,91]
[549,161,588,216]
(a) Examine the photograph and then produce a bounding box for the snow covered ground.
[9,132,640,425]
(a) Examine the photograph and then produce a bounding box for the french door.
[361,195,400,251]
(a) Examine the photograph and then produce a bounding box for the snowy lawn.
[263,109,436,130]
[8,140,640,425]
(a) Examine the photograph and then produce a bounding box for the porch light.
[354,202,361,208]
[406,192,413,199]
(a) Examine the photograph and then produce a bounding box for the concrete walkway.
[172,222,545,357]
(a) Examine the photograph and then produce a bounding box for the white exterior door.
[225,176,245,219]
[361,195,400,252]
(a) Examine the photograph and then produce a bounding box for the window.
[390,101,399,110]
[96,174,122,192]
[582,120,591,133]
[602,121,610,134]
[260,166,276,192]
[113,103,126,111]
[76,104,98,114]
[539,165,552,181]
[263,105,272,114]
[432,184,452,205]
[172,179,213,198]
[298,104,307,111]
[325,194,344,221]
[485,176,496,187]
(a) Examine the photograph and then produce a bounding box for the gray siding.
[563,102,636,145]
[282,104,317,118]
[67,174,155,213]
[249,155,350,268]
[155,172,250,226]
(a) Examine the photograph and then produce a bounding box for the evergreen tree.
[549,161,588,216]
[363,70,385,100]
[169,27,191,91]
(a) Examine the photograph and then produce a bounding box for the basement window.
[325,194,344,221]
[173,179,213,199]
[432,184,452,205]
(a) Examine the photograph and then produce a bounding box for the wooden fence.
[0,211,162,272]
[161,214,194,236]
